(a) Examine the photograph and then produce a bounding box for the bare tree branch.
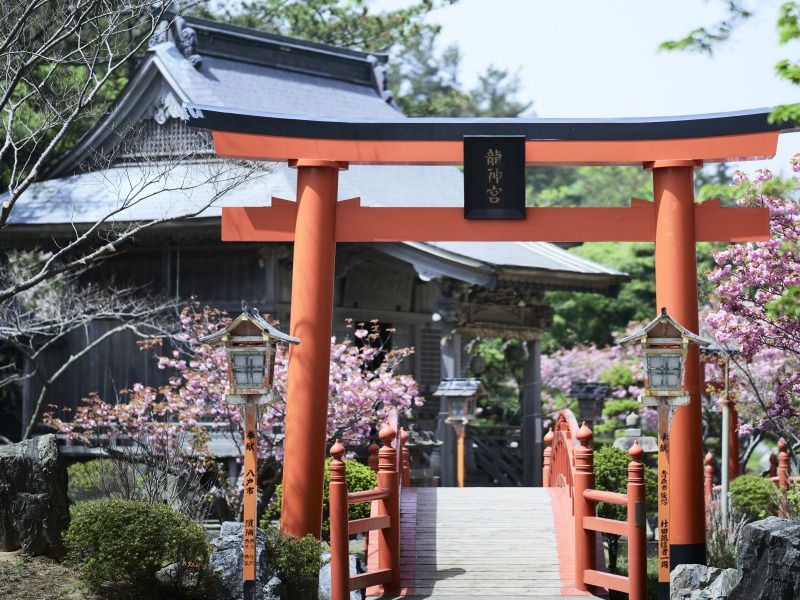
[2,1,182,225]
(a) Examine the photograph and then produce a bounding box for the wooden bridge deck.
[367,487,605,599]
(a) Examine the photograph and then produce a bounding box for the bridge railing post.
[378,422,401,591]
[368,440,380,473]
[542,428,554,488]
[573,422,595,591]
[704,450,714,524]
[627,441,647,600]
[777,438,790,516]
[328,441,350,600]
[778,438,790,489]
[401,428,410,488]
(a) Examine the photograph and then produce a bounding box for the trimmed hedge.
[729,474,777,521]
[64,499,210,598]
[263,457,377,537]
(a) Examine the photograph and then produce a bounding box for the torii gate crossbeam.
[185,105,787,598]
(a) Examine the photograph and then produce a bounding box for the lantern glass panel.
[647,354,682,389]
[450,398,465,417]
[232,351,266,389]
[466,398,476,418]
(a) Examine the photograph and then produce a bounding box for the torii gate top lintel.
[184,103,788,166]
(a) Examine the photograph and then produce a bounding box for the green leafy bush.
[706,492,748,569]
[67,458,139,502]
[262,457,377,537]
[67,459,113,502]
[593,445,657,517]
[729,474,777,521]
[64,499,210,598]
[776,480,800,521]
[264,527,327,598]
[595,399,645,437]
[592,444,657,573]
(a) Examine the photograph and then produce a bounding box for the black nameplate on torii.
[463,135,526,219]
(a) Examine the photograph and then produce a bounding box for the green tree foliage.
[202,0,532,119]
[65,499,211,598]
[466,338,525,424]
[729,474,778,521]
[544,242,656,349]
[593,444,657,574]
[594,397,645,438]
[530,165,652,208]
[1,0,170,223]
[197,0,455,53]
[390,30,531,118]
[660,1,800,123]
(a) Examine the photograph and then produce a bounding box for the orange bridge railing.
[704,437,797,517]
[328,410,408,600]
[544,409,647,600]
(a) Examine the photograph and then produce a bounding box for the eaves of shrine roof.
[385,241,628,294]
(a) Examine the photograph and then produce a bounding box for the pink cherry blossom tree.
[540,328,652,436]
[45,304,421,489]
[704,157,800,444]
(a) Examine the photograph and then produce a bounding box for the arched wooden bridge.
[328,409,648,600]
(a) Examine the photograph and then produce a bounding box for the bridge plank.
[366,487,605,598]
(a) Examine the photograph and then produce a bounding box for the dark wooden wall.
[21,234,446,440]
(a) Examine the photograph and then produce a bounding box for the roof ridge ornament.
[175,16,203,69]
[367,54,394,105]
[148,12,202,69]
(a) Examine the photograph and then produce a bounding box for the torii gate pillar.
[280,159,346,539]
[650,160,706,570]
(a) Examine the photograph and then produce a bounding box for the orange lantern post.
[618,308,711,600]
[201,306,299,599]
[434,378,483,488]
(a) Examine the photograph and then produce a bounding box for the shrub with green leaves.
[595,399,646,437]
[64,499,210,598]
[592,444,657,574]
[262,457,377,537]
[729,474,778,521]
[264,527,327,598]
[67,458,135,502]
[68,459,110,502]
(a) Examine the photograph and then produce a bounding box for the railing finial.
[629,439,644,463]
[368,440,380,473]
[544,427,554,445]
[577,421,593,448]
[379,421,397,447]
[329,440,348,486]
[330,439,346,461]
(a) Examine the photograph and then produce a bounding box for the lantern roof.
[617,307,711,347]
[200,308,300,346]
[433,378,486,398]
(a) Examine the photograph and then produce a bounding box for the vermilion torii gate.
[185,105,784,570]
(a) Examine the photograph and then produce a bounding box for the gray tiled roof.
[422,241,625,277]
[6,163,466,225]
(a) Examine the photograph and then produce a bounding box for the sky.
[381,0,800,174]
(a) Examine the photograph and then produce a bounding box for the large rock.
[210,521,281,600]
[0,435,69,557]
[671,563,738,600]
[728,517,800,600]
[318,552,362,600]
